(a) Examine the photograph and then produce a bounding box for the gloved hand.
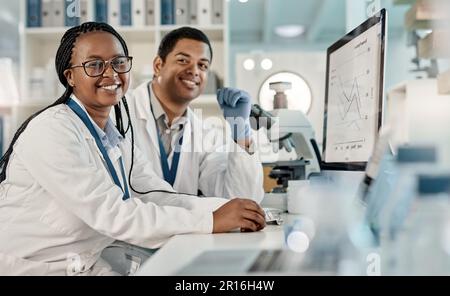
[217,87,252,141]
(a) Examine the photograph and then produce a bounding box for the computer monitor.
[322,9,387,171]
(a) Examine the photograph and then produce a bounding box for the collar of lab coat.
[148,85,188,130]
[131,81,196,156]
[70,95,124,148]
[69,95,125,164]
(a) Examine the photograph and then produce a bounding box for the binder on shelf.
[197,0,211,26]
[95,0,108,23]
[41,0,52,27]
[27,0,42,28]
[120,0,132,26]
[145,0,155,26]
[211,0,223,25]
[80,0,89,24]
[175,0,189,25]
[52,0,65,27]
[109,0,120,26]
[161,0,174,25]
[132,0,146,27]
[65,0,80,27]
[188,0,197,25]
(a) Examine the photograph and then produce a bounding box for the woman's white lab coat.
[0,103,227,275]
[125,82,264,202]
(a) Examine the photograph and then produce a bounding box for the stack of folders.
[26,0,89,27]
[94,0,224,27]
[27,0,224,28]
[26,0,154,28]
[95,0,155,27]
[164,0,224,26]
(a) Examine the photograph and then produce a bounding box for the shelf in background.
[25,24,225,43]
[25,26,158,43]
[160,25,225,41]
[118,26,157,42]
[25,27,67,42]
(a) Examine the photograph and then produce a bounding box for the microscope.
[250,81,321,195]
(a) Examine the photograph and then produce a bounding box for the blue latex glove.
[217,87,252,140]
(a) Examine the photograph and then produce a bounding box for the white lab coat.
[124,81,264,202]
[0,103,227,276]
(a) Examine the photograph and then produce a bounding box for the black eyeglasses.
[70,56,133,77]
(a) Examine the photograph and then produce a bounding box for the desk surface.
[136,222,287,276]
[136,175,367,276]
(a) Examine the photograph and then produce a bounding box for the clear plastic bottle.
[396,174,450,276]
[377,146,437,275]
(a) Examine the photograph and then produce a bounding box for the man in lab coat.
[125,27,264,202]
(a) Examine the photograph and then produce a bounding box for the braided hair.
[0,22,199,198]
[0,22,129,183]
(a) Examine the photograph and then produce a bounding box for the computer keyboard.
[263,208,284,225]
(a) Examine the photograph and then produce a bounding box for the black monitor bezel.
[322,9,387,171]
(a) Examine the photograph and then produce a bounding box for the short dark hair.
[157,27,213,62]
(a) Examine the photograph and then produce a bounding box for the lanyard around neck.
[147,83,183,187]
[67,98,130,201]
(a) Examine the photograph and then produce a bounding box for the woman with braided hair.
[0,22,265,275]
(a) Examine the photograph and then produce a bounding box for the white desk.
[136,223,287,276]
[136,173,367,276]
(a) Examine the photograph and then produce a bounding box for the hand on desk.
[213,198,266,233]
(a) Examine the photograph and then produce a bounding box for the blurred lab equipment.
[250,81,321,190]
[251,81,321,213]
